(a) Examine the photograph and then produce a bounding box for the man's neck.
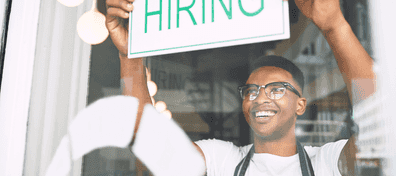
[253,133,297,157]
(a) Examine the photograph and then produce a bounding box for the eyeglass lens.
[242,84,286,100]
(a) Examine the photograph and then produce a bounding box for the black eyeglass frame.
[238,82,302,100]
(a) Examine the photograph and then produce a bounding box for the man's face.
[242,66,306,140]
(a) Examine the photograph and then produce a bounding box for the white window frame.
[0,0,42,175]
[368,1,396,175]
[0,0,93,175]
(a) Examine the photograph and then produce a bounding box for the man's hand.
[294,0,346,33]
[106,0,135,56]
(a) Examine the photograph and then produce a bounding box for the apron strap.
[297,141,315,176]
[233,144,255,176]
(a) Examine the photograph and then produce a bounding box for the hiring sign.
[128,0,290,58]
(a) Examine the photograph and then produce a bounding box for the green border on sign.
[129,1,285,55]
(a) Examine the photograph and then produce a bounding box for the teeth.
[255,111,276,117]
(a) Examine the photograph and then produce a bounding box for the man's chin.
[253,129,285,141]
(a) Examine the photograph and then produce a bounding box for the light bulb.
[155,101,167,112]
[57,0,84,7]
[162,110,172,119]
[77,10,109,45]
[147,81,158,97]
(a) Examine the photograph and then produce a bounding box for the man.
[105,0,374,175]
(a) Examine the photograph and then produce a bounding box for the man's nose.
[253,89,272,104]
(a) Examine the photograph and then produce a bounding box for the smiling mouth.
[254,111,277,118]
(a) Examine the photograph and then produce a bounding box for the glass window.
[81,0,389,175]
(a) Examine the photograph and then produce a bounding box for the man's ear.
[296,97,307,116]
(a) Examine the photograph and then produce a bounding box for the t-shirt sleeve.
[195,139,246,176]
[314,139,348,176]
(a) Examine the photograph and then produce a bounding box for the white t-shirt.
[195,139,348,176]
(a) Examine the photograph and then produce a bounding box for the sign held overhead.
[128,0,290,58]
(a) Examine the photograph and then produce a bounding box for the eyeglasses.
[238,82,301,101]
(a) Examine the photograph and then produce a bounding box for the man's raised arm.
[295,0,375,175]
[105,0,153,140]
[105,0,206,162]
[294,0,374,101]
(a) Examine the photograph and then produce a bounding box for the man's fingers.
[107,7,130,19]
[106,0,134,12]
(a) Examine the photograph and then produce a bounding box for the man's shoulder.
[195,139,252,155]
[195,138,252,148]
[304,139,348,158]
[194,139,253,175]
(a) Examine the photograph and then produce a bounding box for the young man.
[195,56,347,175]
[105,0,374,175]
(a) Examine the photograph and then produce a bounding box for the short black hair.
[250,55,305,92]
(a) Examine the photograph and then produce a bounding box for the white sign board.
[128,0,290,58]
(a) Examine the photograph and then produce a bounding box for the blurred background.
[0,0,393,176]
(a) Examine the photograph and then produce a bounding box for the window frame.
[0,0,42,175]
[0,0,93,175]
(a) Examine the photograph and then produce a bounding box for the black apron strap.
[297,141,315,176]
[234,141,315,176]
[233,145,255,176]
